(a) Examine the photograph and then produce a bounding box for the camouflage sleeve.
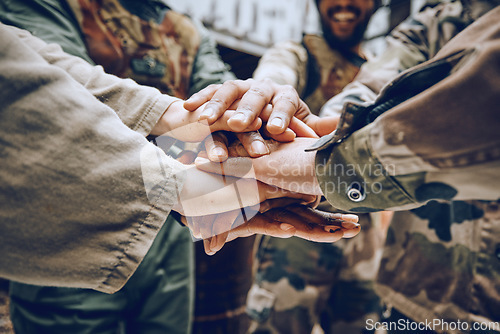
[10,24,179,137]
[188,19,236,95]
[252,40,309,95]
[314,9,500,212]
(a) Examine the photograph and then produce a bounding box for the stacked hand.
[156,79,355,255]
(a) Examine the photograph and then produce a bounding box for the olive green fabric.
[9,216,194,334]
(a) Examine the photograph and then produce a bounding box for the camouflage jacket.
[0,0,235,99]
[253,34,362,115]
[312,2,500,331]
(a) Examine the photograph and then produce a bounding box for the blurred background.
[168,0,426,78]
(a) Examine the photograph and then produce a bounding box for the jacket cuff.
[314,123,421,212]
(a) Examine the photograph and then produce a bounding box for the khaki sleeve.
[314,8,500,212]
[0,22,186,293]
[253,41,309,95]
[8,24,179,137]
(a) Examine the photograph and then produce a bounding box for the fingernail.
[194,157,209,165]
[269,117,284,129]
[250,141,269,155]
[200,108,214,120]
[203,239,213,255]
[341,221,360,230]
[211,147,227,158]
[210,236,218,252]
[230,113,246,122]
[342,214,359,223]
[280,223,295,232]
[324,226,342,233]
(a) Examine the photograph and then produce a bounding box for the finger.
[207,109,262,132]
[184,84,221,111]
[187,216,201,239]
[207,210,241,254]
[235,132,269,157]
[199,80,250,125]
[195,156,255,178]
[288,117,318,138]
[204,132,229,162]
[287,206,359,227]
[227,141,251,158]
[176,150,198,164]
[204,231,229,256]
[228,80,274,132]
[263,208,344,242]
[226,213,296,241]
[258,198,307,213]
[205,209,245,255]
[266,86,303,134]
[260,125,297,142]
[302,115,339,137]
[198,214,217,240]
[340,225,361,238]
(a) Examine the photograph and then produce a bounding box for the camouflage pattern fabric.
[377,201,500,333]
[302,34,361,115]
[246,213,386,334]
[312,2,500,332]
[253,34,361,115]
[66,0,201,98]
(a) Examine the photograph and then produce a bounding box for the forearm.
[252,41,308,94]
[9,24,178,136]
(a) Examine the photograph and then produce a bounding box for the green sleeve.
[0,0,93,63]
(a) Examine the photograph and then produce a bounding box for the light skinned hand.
[195,137,323,195]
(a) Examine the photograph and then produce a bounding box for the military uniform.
[0,0,234,333]
[248,30,386,334]
[253,35,362,116]
[314,2,500,333]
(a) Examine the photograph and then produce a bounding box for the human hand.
[172,164,318,217]
[198,204,360,255]
[196,137,323,195]
[150,100,263,142]
[184,79,339,137]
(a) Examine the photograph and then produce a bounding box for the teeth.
[333,12,356,21]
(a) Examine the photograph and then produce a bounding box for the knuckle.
[208,97,230,109]
[248,86,268,98]
[275,95,299,109]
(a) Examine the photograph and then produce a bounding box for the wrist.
[150,99,183,136]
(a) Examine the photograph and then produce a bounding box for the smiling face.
[318,0,375,49]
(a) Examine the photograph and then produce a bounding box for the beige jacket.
[0,23,186,293]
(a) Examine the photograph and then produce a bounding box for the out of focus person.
[245,0,389,333]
